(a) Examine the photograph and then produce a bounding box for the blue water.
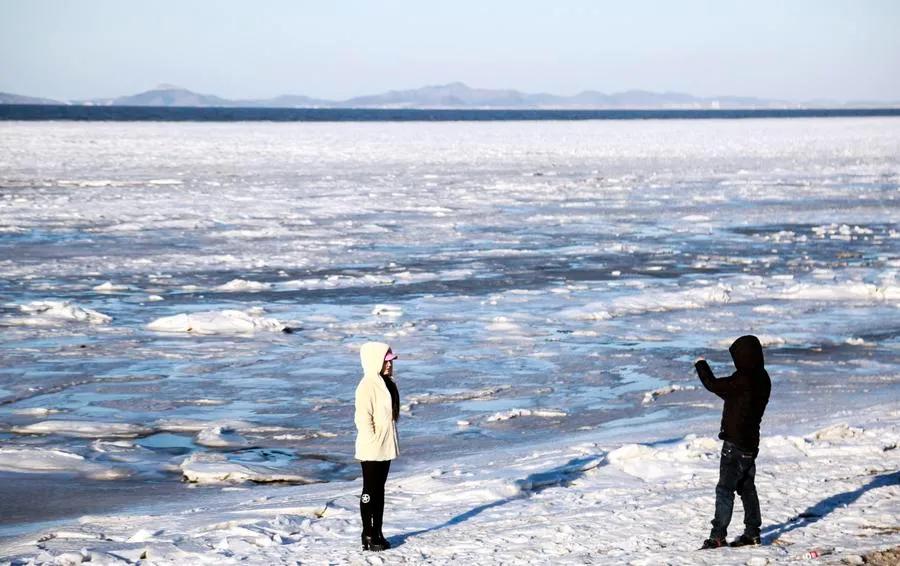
[1,104,899,122]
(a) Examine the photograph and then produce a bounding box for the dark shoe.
[701,538,727,549]
[730,534,761,547]
[362,535,385,552]
[377,533,392,550]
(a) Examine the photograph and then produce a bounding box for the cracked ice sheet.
[1,118,899,488]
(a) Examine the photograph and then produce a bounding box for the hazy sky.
[1,0,898,102]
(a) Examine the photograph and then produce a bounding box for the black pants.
[711,441,761,539]
[360,460,391,537]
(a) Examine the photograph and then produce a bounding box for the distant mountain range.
[1,82,896,109]
[0,92,65,105]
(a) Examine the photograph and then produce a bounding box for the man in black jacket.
[695,335,771,549]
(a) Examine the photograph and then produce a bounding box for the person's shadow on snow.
[763,470,899,544]
[388,454,606,549]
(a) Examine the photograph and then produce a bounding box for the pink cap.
[384,351,398,362]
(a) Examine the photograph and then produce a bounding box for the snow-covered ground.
[1,401,897,564]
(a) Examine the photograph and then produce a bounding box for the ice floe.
[180,453,314,484]
[196,426,250,448]
[215,279,274,292]
[641,384,697,404]
[402,386,511,412]
[12,420,151,438]
[11,407,63,416]
[8,300,111,325]
[780,281,900,302]
[485,408,567,422]
[0,447,129,479]
[92,281,129,292]
[712,334,789,348]
[566,285,732,320]
[147,309,286,334]
[372,304,403,317]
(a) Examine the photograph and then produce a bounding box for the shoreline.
[2,397,897,564]
[0,401,689,541]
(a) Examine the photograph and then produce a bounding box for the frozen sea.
[0,117,899,541]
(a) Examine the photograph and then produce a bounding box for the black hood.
[729,335,765,372]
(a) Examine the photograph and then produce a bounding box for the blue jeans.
[711,441,761,539]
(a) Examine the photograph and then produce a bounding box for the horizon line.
[3,81,899,107]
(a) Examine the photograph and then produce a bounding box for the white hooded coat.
[354,341,399,461]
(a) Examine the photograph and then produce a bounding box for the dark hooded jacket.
[694,335,771,454]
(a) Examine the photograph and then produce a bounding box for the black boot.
[361,533,385,551]
[701,537,727,549]
[360,492,379,551]
[372,493,390,550]
[730,533,761,547]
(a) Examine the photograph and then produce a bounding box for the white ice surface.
[11,420,151,439]
[180,453,315,485]
[195,426,250,448]
[402,386,511,413]
[565,285,732,320]
[641,384,697,405]
[7,300,111,326]
[3,404,897,565]
[372,304,404,318]
[0,447,128,480]
[780,281,900,302]
[92,281,129,292]
[1,119,898,282]
[485,408,568,422]
[215,279,273,292]
[146,309,285,334]
[11,407,62,416]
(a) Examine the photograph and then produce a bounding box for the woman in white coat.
[355,341,400,552]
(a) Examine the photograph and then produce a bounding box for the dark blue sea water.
[1,104,899,122]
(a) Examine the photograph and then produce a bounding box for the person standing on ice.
[355,341,400,552]
[694,335,771,549]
